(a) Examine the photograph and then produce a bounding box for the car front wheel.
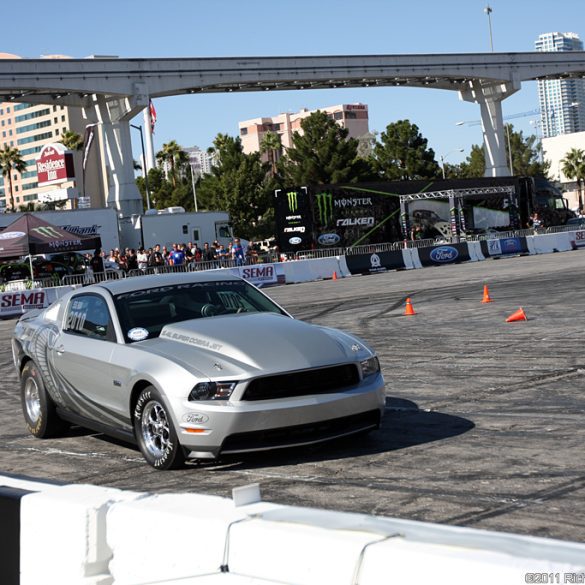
[20,361,67,438]
[134,386,185,470]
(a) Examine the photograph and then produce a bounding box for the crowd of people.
[87,239,266,274]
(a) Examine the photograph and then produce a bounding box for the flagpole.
[144,101,156,171]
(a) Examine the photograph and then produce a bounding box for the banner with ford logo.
[480,237,528,257]
[345,250,407,274]
[417,243,471,266]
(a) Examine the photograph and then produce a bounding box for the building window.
[345,111,357,119]
[272,123,281,131]
[333,112,343,120]
[240,127,248,135]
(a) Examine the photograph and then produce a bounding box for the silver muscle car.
[12,272,385,469]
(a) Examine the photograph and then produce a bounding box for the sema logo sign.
[240,265,277,284]
[0,291,45,311]
[36,143,75,186]
[430,246,459,263]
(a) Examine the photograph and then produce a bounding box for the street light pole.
[189,161,199,212]
[484,5,494,52]
[130,124,151,210]
[505,124,514,175]
[440,149,464,179]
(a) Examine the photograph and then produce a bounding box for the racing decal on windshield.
[115,281,243,300]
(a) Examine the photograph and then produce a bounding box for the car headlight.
[189,381,236,401]
[360,356,380,378]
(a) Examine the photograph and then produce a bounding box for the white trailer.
[139,211,233,249]
[0,208,121,252]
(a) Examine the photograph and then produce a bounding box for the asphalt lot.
[1,251,584,542]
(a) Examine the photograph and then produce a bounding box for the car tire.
[20,361,67,438]
[134,386,186,470]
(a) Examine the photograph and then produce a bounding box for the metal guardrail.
[4,222,584,292]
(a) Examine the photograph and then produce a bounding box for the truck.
[275,176,576,253]
[139,210,234,250]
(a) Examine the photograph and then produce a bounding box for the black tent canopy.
[0,213,101,259]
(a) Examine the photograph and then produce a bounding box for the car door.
[50,292,130,430]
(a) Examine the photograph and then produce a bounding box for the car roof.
[91,270,243,296]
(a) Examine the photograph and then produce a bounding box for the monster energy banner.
[0,213,101,258]
[274,188,314,252]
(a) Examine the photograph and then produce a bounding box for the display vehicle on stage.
[12,272,385,469]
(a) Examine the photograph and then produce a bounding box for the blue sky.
[3,0,585,165]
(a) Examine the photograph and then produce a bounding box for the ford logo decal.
[183,413,209,424]
[288,236,302,245]
[430,246,459,263]
[317,233,341,246]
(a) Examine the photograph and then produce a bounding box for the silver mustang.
[12,272,385,469]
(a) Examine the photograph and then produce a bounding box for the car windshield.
[114,279,287,343]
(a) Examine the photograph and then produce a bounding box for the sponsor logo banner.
[36,143,75,186]
[481,237,527,257]
[317,233,341,246]
[315,192,334,226]
[345,250,406,274]
[417,243,471,267]
[0,290,47,314]
[239,264,277,285]
[572,230,585,248]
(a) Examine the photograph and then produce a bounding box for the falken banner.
[274,188,314,252]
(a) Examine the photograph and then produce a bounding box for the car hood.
[137,312,369,379]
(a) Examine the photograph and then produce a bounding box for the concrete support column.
[91,84,149,218]
[460,79,520,177]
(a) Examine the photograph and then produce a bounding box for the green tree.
[373,120,440,180]
[0,145,27,211]
[198,134,272,237]
[59,130,84,151]
[458,125,548,178]
[279,111,364,185]
[156,140,188,188]
[458,145,487,178]
[260,131,282,177]
[561,147,585,211]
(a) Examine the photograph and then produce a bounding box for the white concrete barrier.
[2,474,584,585]
[467,240,485,262]
[528,232,572,255]
[20,483,142,585]
[106,493,279,585]
[280,257,346,283]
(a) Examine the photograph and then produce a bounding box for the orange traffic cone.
[481,284,493,303]
[332,271,338,281]
[506,307,527,323]
[404,297,416,316]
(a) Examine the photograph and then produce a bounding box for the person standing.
[137,247,149,271]
[232,238,245,266]
[90,248,104,274]
[169,243,186,266]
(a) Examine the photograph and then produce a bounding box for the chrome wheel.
[24,377,41,424]
[141,400,171,458]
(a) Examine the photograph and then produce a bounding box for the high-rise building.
[535,33,585,138]
[0,52,107,211]
[184,146,216,177]
[238,104,369,156]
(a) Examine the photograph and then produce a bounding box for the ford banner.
[417,243,471,267]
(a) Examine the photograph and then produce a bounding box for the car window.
[114,279,287,343]
[64,294,115,341]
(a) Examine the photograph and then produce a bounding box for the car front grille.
[220,409,380,453]
[241,364,360,401]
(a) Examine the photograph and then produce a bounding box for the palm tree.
[260,131,282,176]
[0,145,27,211]
[59,129,84,151]
[155,140,188,187]
[561,148,585,212]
